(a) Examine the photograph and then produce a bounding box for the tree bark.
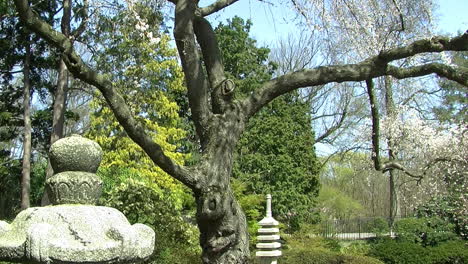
[384,76,400,225]
[21,39,32,210]
[42,0,72,206]
[42,59,68,205]
[194,109,250,264]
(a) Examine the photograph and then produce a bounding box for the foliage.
[0,157,21,219]
[340,241,371,256]
[292,0,434,61]
[428,240,468,264]
[320,153,389,218]
[394,217,458,247]
[214,17,276,96]
[369,217,389,236]
[85,0,191,199]
[87,2,188,192]
[234,92,321,231]
[85,4,199,262]
[215,16,321,232]
[433,51,468,124]
[231,177,263,248]
[272,234,383,264]
[369,238,468,264]
[369,238,430,264]
[416,196,468,240]
[101,172,200,264]
[317,185,364,220]
[375,106,468,215]
[0,155,46,219]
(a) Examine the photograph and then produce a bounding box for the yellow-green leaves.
[87,2,189,195]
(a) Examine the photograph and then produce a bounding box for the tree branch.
[241,32,468,119]
[200,0,240,16]
[71,0,88,38]
[315,106,348,143]
[365,78,382,170]
[174,0,212,147]
[194,16,234,114]
[387,63,468,86]
[14,0,199,190]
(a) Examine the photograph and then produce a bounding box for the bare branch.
[200,0,240,16]
[71,0,88,38]
[387,63,468,86]
[13,0,198,190]
[315,106,348,143]
[241,32,468,119]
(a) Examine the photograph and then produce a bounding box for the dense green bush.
[370,217,389,236]
[369,238,467,264]
[101,176,201,264]
[369,239,430,264]
[416,196,468,240]
[340,241,371,256]
[428,240,468,264]
[272,233,383,264]
[394,217,458,246]
[278,247,384,264]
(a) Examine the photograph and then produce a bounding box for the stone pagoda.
[256,194,281,264]
[0,135,155,263]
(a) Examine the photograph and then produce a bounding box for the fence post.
[256,194,281,264]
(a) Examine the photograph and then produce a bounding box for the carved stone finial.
[46,134,103,205]
[49,134,102,173]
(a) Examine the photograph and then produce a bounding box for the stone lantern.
[0,135,155,263]
[256,194,281,264]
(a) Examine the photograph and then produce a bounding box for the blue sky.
[200,0,468,46]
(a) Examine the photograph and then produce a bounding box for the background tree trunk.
[21,39,32,210]
[41,0,71,205]
[42,59,68,206]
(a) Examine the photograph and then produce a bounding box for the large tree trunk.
[21,39,32,210]
[195,112,250,264]
[42,58,68,206]
[384,76,400,225]
[196,186,249,263]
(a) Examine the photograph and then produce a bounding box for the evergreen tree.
[433,51,468,124]
[215,17,321,230]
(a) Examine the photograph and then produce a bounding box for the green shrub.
[102,177,201,264]
[340,241,371,256]
[279,247,384,264]
[417,196,468,240]
[370,217,389,236]
[428,240,468,264]
[275,233,382,264]
[369,239,430,264]
[369,239,467,264]
[394,217,458,246]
